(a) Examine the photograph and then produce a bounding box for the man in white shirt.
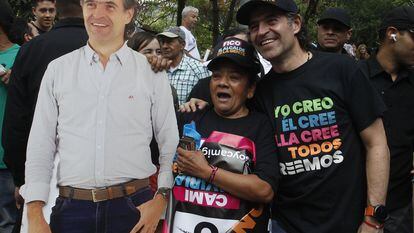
[24,1,179,233]
[180,6,201,60]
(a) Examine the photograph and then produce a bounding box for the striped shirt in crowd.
[167,55,210,104]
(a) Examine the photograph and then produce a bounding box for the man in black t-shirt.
[358,6,414,233]
[235,1,390,233]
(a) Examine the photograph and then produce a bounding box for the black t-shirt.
[177,107,279,193]
[254,51,385,233]
[359,57,414,210]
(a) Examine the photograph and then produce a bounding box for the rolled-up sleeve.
[24,62,58,203]
[151,71,179,189]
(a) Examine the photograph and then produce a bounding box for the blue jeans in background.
[0,169,17,233]
[50,186,153,233]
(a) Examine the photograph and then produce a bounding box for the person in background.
[180,6,201,60]
[316,7,352,54]
[0,1,19,232]
[29,0,56,36]
[222,27,248,41]
[8,18,34,45]
[128,31,161,58]
[356,44,371,60]
[352,43,357,54]
[343,42,356,58]
[358,6,414,233]
[158,26,210,105]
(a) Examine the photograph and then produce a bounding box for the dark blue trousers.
[50,186,152,233]
[0,169,17,233]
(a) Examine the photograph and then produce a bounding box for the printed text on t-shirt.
[274,97,344,175]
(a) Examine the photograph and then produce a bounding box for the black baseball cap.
[380,6,414,31]
[208,38,261,76]
[236,0,299,25]
[317,8,351,28]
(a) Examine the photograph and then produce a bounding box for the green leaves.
[298,0,414,48]
[10,0,414,52]
[9,0,32,20]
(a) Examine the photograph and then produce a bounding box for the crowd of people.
[0,0,413,233]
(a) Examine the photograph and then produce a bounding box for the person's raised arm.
[147,55,172,73]
[179,98,208,113]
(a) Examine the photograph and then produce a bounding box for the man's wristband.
[365,205,388,224]
[363,220,384,229]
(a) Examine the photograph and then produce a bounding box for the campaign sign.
[164,131,269,233]
[172,211,238,233]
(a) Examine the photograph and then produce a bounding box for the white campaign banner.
[172,211,238,233]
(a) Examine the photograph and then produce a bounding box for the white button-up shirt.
[24,43,179,203]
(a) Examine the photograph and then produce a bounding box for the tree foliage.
[188,0,244,56]
[298,0,414,48]
[9,0,32,19]
[7,0,414,53]
[136,0,177,32]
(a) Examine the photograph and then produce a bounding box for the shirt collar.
[365,56,414,84]
[84,42,129,66]
[365,57,385,78]
[176,54,189,70]
[168,54,189,73]
[113,42,129,65]
[180,25,189,33]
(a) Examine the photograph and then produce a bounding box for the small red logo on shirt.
[128,95,134,100]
